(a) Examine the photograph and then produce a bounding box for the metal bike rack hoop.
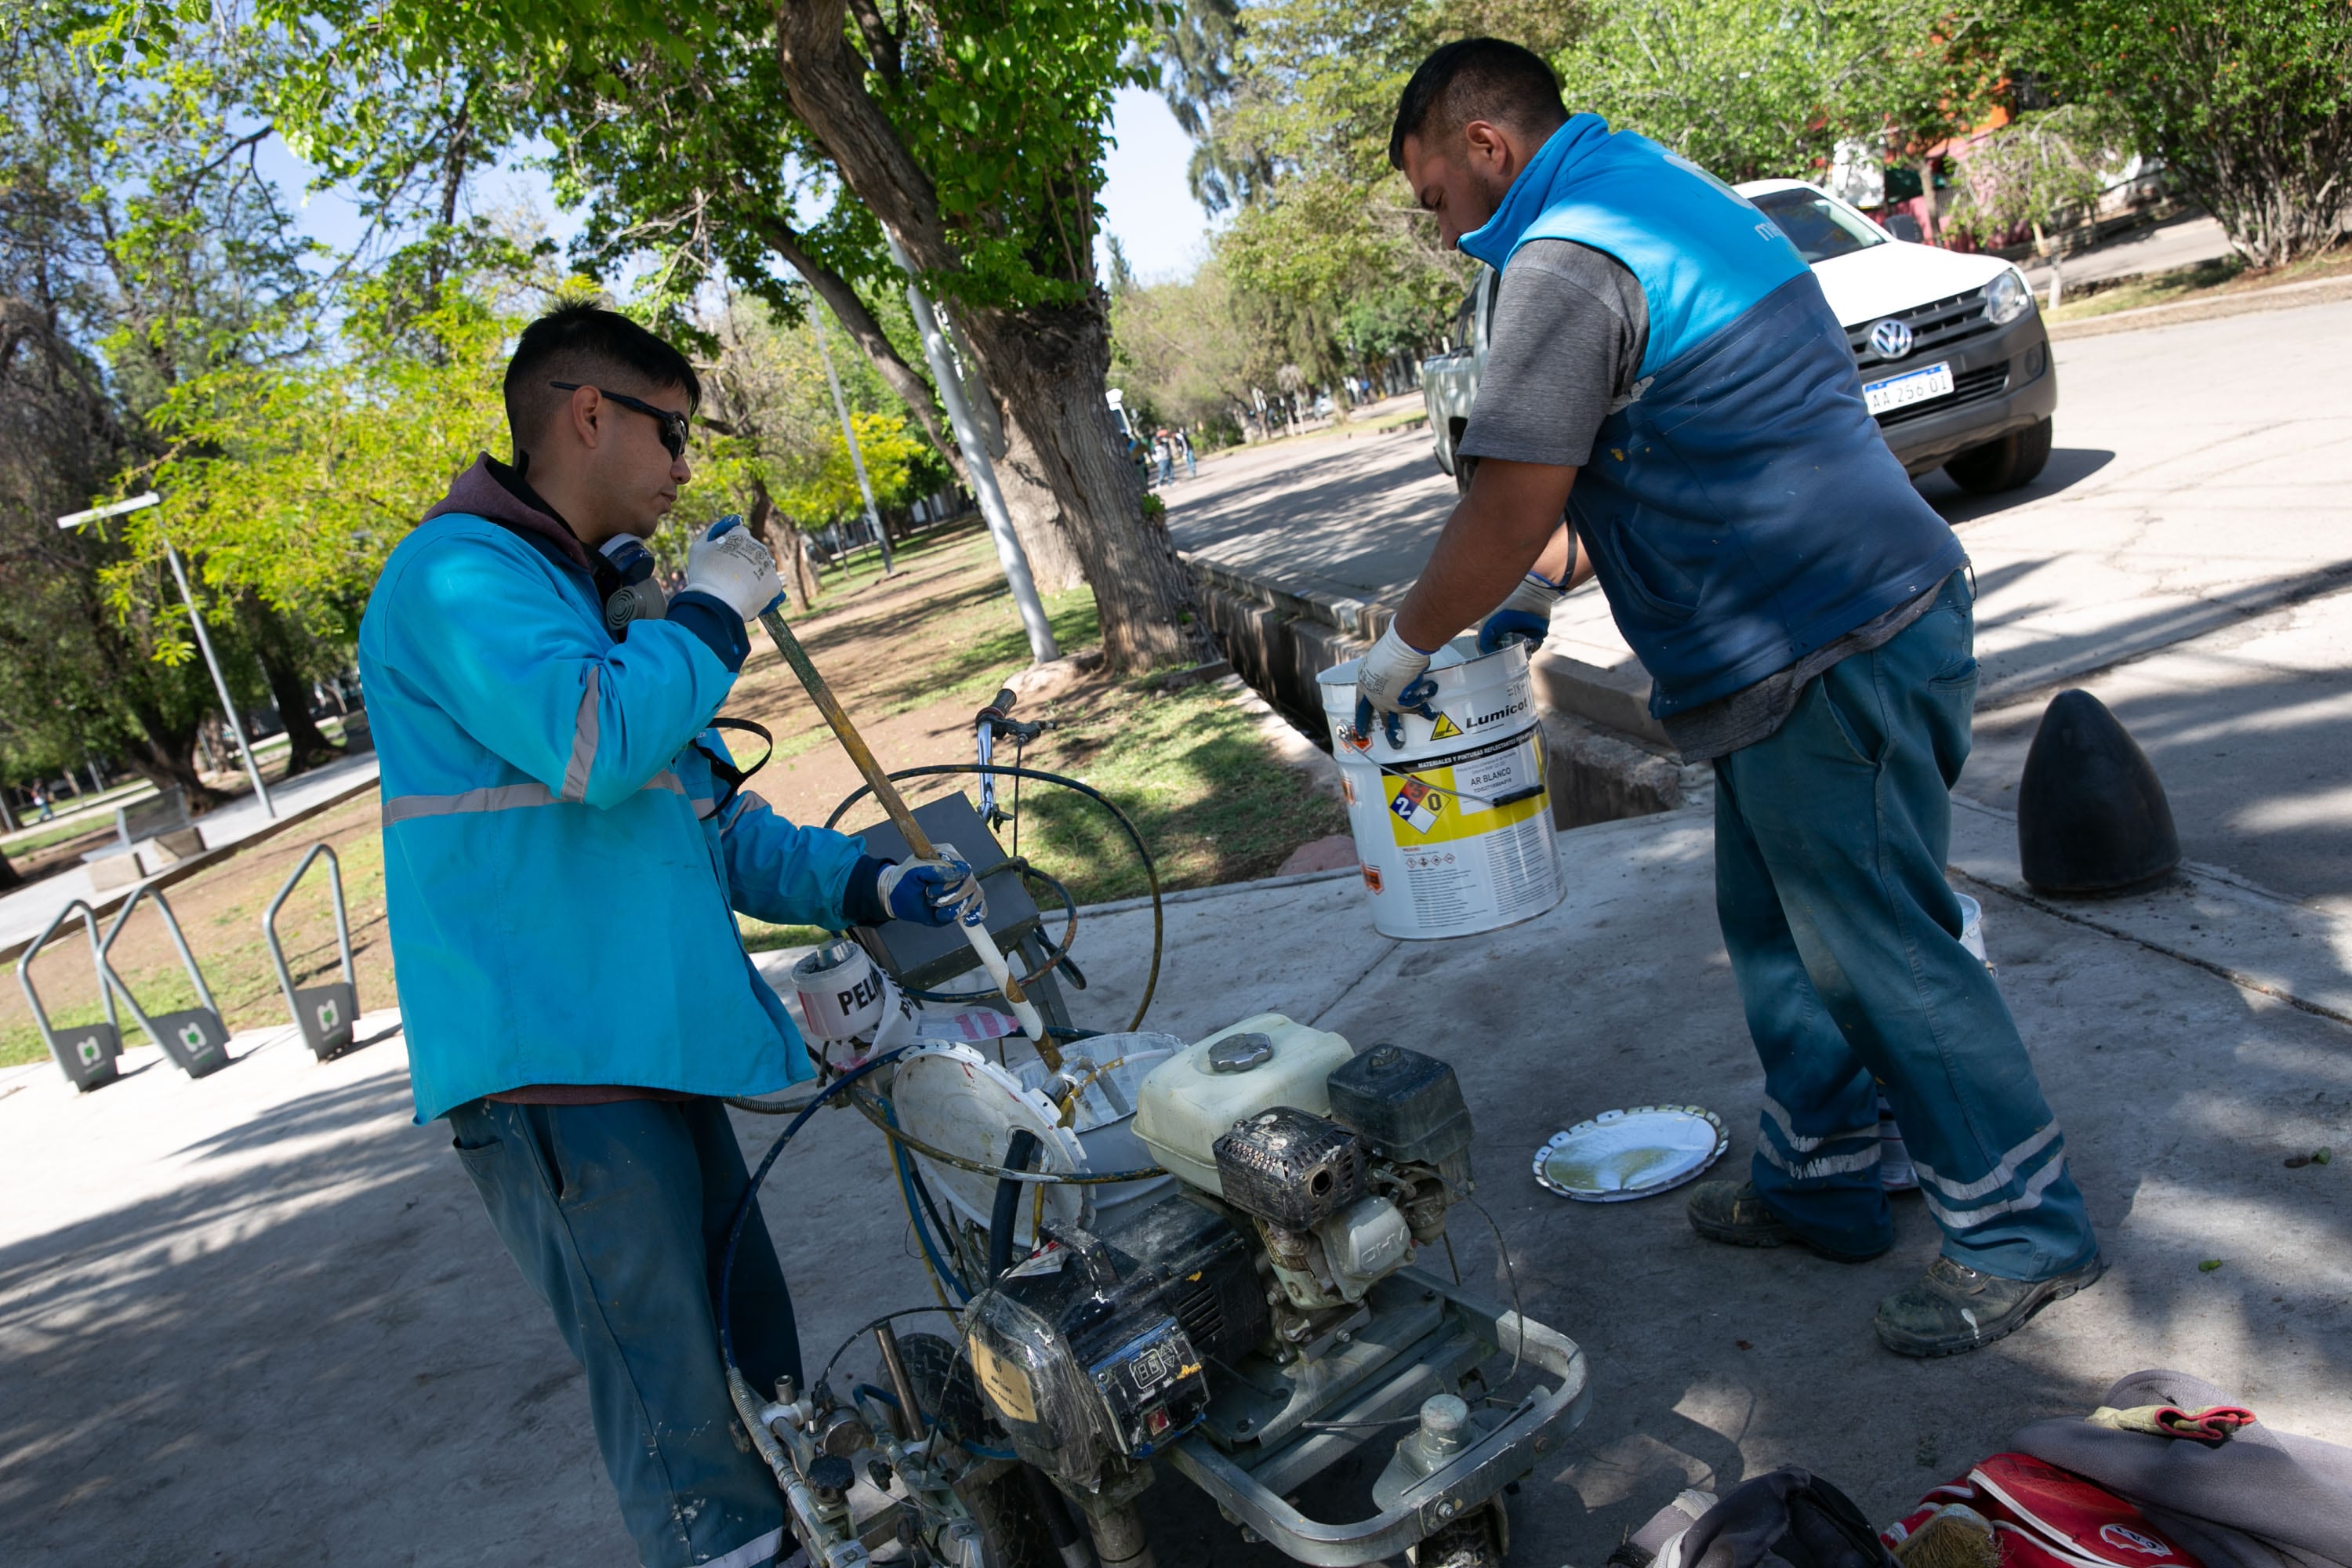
[263,843,358,1060]
[16,899,124,1092]
[100,880,230,1080]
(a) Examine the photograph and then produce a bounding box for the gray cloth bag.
[2011,1370,2352,1568]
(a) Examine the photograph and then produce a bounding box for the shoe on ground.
[1685,1180,1885,1262]
[1875,1253,2106,1358]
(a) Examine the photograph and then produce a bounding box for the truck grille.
[1846,287,1997,372]
[1877,363,2012,428]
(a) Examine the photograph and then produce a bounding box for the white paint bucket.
[1316,642,1564,940]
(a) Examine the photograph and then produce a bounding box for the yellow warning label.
[1429,713,1462,740]
[1383,758,1546,847]
[968,1335,1038,1424]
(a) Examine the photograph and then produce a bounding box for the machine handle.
[757,608,1056,1067]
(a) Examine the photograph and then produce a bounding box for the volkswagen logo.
[1868,318,1915,359]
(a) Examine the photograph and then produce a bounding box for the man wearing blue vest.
[360,303,979,1567]
[1360,41,2101,1356]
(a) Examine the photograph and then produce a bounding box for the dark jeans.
[448,1097,800,1568]
[1715,571,2098,1280]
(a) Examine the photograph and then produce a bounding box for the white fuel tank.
[1133,1014,1356,1194]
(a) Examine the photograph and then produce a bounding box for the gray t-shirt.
[1453,238,1944,761]
[1456,239,1648,470]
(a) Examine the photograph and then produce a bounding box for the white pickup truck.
[1421,179,2056,495]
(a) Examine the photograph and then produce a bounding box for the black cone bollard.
[2016,688,2180,895]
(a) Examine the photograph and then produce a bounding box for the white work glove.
[1351,625,1441,752]
[876,840,986,927]
[683,514,786,622]
[1476,572,1565,653]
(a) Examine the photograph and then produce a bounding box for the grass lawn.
[2046,244,2352,326]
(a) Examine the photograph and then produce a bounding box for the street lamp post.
[59,492,274,818]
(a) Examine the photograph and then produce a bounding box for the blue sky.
[258,86,1214,289]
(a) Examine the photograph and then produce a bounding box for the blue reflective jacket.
[359,510,869,1123]
[1459,116,1965,717]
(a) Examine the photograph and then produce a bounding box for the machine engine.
[963,1024,1475,1494]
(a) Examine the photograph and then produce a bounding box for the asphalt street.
[1168,295,2352,909]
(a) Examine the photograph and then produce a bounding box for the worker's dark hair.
[503,301,702,463]
[1388,38,1567,169]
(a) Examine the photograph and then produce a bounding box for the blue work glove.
[1476,572,1566,654]
[683,514,786,622]
[1351,625,1441,753]
[875,843,985,927]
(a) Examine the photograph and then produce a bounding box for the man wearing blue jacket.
[360,303,975,1568]
[1359,41,2100,1356]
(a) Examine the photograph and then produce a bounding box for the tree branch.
[746,207,966,481]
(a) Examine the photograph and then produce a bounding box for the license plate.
[1864,361,1955,415]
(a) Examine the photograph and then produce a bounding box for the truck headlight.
[1985,267,2034,325]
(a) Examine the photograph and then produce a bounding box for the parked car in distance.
[1737,178,2056,492]
[1421,180,2056,495]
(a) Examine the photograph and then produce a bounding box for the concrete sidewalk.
[4,795,2346,1566]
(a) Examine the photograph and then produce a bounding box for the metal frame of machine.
[722,633,1592,1568]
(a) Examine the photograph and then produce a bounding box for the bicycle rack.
[263,844,358,1060]
[16,899,124,1092]
[100,881,231,1079]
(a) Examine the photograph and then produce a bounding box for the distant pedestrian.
[1180,428,1197,477]
[31,784,50,822]
[1154,432,1174,486]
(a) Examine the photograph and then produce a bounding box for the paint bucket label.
[1318,643,1564,939]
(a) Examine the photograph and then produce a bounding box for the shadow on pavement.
[1922,447,2118,526]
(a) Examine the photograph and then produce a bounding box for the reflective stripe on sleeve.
[561,666,601,803]
[383,770,689,825]
[381,782,557,824]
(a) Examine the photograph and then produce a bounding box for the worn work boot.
[1875,1253,2107,1357]
[1685,1180,1884,1261]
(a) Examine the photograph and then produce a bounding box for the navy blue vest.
[1459,118,1965,717]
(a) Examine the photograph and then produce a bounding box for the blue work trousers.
[1713,571,2098,1281]
[448,1096,799,1568]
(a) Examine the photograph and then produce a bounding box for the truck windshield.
[1751,188,1886,263]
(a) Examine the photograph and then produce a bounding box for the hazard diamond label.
[1389,778,1446,835]
[1429,713,1462,739]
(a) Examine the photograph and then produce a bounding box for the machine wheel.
[1410,1498,1509,1568]
[892,1334,1060,1568]
[1944,416,2053,494]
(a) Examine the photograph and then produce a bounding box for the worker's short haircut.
[503,302,702,463]
[1388,38,1567,169]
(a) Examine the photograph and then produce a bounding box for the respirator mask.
[595,534,668,636]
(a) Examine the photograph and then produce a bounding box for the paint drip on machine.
[1318,642,1564,940]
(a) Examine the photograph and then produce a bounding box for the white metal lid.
[1533,1105,1729,1203]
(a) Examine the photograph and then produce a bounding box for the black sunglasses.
[550,382,690,459]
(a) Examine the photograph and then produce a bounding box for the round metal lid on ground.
[1534,1105,1729,1203]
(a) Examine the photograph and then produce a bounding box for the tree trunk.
[245,600,341,775]
[116,702,226,812]
[0,849,21,893]
[743,479,803,612]
[771,2,1199,673]
[994,419,1090,593]
[963,299,1203,672]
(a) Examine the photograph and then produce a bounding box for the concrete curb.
[2049,270,2352,340]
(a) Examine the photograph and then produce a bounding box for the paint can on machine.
[1317,642,1564,940]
